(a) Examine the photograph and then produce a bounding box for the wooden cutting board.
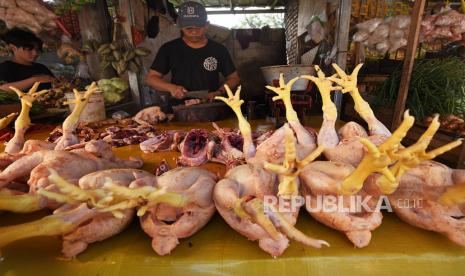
[173,102,232,122]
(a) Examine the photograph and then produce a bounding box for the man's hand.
[205,91,223,100]
[168,84,187,99]
[33,75,55,83]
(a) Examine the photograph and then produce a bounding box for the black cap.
[177,1,207,28]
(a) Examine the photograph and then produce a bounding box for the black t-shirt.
[151,38,236,92]
[0,60,54,90]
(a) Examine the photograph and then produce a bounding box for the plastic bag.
[376,42,390,54]
[390,38,407,52]
[353,30,370,42]
[390,15,411,30]
[75,61,91,80]
[366,24,390,45]
[307,16,326,44]
[435,10,464,26]
[356,18,383,33]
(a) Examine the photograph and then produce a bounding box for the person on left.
[0,28,55,92]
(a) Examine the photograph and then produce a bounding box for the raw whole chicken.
[136,167,217,255]
[0,168,192,257]
[365,161,465,247]
[302,64,391,167]
[60,169,153,258]
[0,140,143,213]
[300,161,383,247]
[213,84,327,257]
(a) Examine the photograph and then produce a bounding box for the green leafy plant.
[54,0,96,15]
[374,57,465,119]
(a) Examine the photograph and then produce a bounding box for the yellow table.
[1,118,464,276]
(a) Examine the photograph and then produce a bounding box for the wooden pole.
[334,0,352,117]
[118,0,142,108]
[77,0,113,80]
[391,0,426,129]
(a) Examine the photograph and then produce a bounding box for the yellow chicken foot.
[56,82,99,150]
[0,113,17,130]
[377,115,462,194]
[439,183,465,205]
[340,111,415,194]
[101,181,187,217]
[0,192,46,213]
[5,83,49,154]
[215,85,255,159]
[0,204,97,250]
[266,74,300,123]
[241,197,281,240]
[328,64,390,136]
[301,65,340,121]
[266,203,329,248]
[264,124,324,196]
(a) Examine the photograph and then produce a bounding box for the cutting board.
[173,102,232,122]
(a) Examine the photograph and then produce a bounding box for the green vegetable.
[0,90,20,104]
[97,79,112,86]
[110,78,129,91]
[374,57,465,119]
[103,91,124,104]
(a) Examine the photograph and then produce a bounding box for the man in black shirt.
[0,28,54,92]
[145,1,240,100]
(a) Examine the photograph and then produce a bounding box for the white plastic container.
[65,92,106,123]
[260,65,315,91]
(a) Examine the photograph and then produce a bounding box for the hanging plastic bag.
[307,16,326,44]
[356,18,383,33]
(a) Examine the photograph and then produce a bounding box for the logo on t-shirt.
[203,57,218,71]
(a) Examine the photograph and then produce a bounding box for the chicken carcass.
[363,161,465,247]
[207,123,245,168]
[302,64,391,167]
[140,130,186,153]
[0,140,143,213]
[54,83,99,150]
[136,167,217,255]
[0,168,186,257]
[214,85,328,257]
[177,129,211,166]
[60,169,153,258]
[300,161,383,247]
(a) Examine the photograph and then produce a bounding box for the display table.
[1,117,464,275]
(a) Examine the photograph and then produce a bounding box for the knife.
[185,90,209,99]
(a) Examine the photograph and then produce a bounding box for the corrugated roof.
[174,0,285,8]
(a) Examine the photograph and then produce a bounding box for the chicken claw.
[5,82,49,153]
[55,82,99,150]
[301,65,340,121]
[377,115,462,193]
[215,85,255,159]
[439,183,465,205]
[242,197,329,248]
[264,124,324,196]
[0,204,97,252]
[241,197,281,240]
[328,63,390,136]
[0,113,18,130]
[0,192,46,213]
[340,111,414,194]
[266,74,300,123]
[102,182,186,217]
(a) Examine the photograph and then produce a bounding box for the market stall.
[1,0,465,275]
